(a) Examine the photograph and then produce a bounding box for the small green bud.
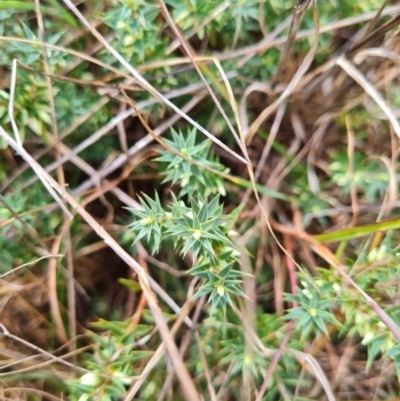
[113,371,132,385]
[140,217,154,225]
[80,372,101,387]
[193,230,202,240]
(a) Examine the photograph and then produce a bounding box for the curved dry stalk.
[0,254,64,279]
[35,0,76,349]
[239,82,274,134]
[48,221,69,344]
[336,55,400,138]
[240,102,287,208]
[354,48,400,65]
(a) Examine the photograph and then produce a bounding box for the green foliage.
[2,0,400,400]
[166,0,261,44]
[290,170,330,228]
[385,344,400,381]
[156,128,228,197]
[125,128,251,314]
[54,83,106,132]
[284,280,342,340]
[101,0,163,64]
[0,10,67,68]
[67,319,154,401]
[165,194,232,263]
[336,0,385,15]
[329,151,390,202]
[299,265,400,380]
[188,252,245,314]
[0,193,42,273]
[127,192,165,254]
[0,72,52,147]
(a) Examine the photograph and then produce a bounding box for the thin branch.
[245,1,320,144]
[255,321,295,401]
[271,0,312,85]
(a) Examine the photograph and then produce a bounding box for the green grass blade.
[229,175,290,201]
[1,1,78,26]
[313,217,400,243]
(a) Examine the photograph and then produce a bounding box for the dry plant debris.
[1,1,400,400]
